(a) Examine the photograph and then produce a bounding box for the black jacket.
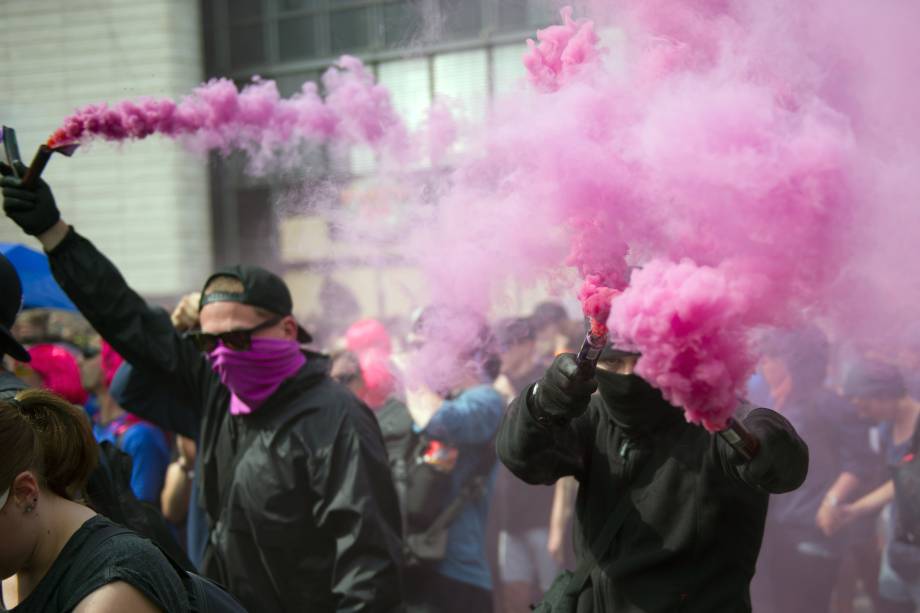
[0,369,27,400]
[497,388,808,613]
[47,228,404,612]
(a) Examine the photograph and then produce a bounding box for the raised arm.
[497,354,597,485]
[48,226,212,408]
[0,164,213,412]
[1,169,213,408]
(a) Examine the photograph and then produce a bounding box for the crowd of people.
[1,161,920,613]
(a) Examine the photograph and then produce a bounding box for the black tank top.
[4,515,190,613]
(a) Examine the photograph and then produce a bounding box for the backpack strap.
[417,437,497,538]
[563,488,633,597]
[564,442,660,597]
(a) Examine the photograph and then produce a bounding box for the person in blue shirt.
[89,342,170,506]
[402,306,505,613]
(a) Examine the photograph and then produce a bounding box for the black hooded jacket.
[497,375,808,613]
[46,228,404,612]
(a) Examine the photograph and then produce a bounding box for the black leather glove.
[730,408,809,493]
[528,353,598,427]
[1,161,61,236]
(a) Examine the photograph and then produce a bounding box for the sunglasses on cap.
[187,316,283,353]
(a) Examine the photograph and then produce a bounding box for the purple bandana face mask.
[209,337,306,415]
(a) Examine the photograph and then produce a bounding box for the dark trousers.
[406,565,494,613]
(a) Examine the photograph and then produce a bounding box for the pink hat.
[345,319,392,356]
[100,341,124,389]
[25,343,88,405]
[357,349,395,410]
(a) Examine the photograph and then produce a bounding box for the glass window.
[330,7,371,53]
[438,0,481,41]
[378,58,431,130]
[229,22,266,69]
[275,70,322,97]
[278,15,318,60]
[492,43,526,95]
[433,49,488,122]
[498,0,528,32]
[383,1,424,48]
[228,0,264,23]
[527,0,558,28]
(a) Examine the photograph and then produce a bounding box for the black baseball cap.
[199,265,312,344]
[0,253,30,362]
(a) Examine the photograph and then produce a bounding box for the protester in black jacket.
[1,168,404,612]
[497,349,808,613]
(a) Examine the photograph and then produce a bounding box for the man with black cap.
[497,346,809,612]
[2,166,404,611]
[0,252,31,400]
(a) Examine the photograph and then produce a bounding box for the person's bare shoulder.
[73,581,163,613]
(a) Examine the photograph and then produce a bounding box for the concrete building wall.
[0,0,211,299]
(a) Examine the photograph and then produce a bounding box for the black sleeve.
[496,384,594,485]
[47,228,212,414]
[313,402,405,611]
[716,407,810,493]
[110,361,201,440]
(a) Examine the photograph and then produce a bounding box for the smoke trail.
[47,56,407,171]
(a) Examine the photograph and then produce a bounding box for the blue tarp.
[0,242,76,311]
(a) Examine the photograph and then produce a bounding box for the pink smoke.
[398,3,869,431]
[37,2,920,433]
[523,6,600,93]
[48,56,406,167]
[578,275,620,338]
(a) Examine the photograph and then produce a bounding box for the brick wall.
[0,0,211,298]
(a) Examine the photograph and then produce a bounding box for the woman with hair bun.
[0,389,189,612]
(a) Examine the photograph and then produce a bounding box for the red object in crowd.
[345,318,392,356]
[421,439,459,473]
[356,349,396,410]
[100,340,124,389]
[344,319,395,410]
[24,343,88,405]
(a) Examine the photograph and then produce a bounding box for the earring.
[24,504,33,513]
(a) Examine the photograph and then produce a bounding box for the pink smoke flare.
[47,56,406,166]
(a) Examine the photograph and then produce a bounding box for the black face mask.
[595,369,681,431]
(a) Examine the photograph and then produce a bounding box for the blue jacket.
[423,384,505,590]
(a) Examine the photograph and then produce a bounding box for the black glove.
[730,408,809,493]
[528,353,598,427]
[1,161,61,236]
